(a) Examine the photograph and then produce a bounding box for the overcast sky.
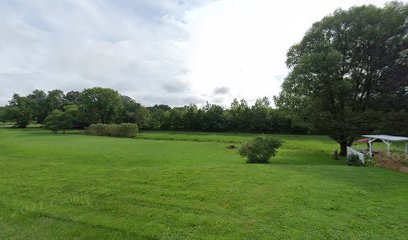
[0,0,393,107]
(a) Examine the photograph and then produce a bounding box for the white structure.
[361,135,408,157]
[347,146,365,164]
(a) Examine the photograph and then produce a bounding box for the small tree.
[239,136,283,163]
[44,109,73,133]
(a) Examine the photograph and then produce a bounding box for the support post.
[368,138,373,157]
[381,139,391,154]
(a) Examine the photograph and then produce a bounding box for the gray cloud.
[212,97,225,104]
[162,80,189,93]
[140,93,205,107]
[0,0,212,106]
[213,86,229,95]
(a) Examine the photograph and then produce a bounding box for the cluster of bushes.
[85,123,138,138]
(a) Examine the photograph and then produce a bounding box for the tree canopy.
[275,2,408,155]
[80,87,123,124]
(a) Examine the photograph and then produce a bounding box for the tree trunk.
[339,138,354,156]
[339,141,348,156]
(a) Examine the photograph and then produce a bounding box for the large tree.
[201,103,226,131]
[44,109,74,133]
[80,87,123,124]
[64,91,82,105]
[45,89,65,113]
[229,98,251,132]
[275,3,408,155]
[183,105,199,130]
[119,95,150,128]
[5,94,33,128]
[27,89,48,124]
[146,105,169,130]
[0,107,5,123]
[250,97,271,132]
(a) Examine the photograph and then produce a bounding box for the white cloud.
[184,0,390,107]
[0,0,391,107]
[0,0,206,106]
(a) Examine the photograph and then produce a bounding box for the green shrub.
[44,109,73,133]
[347,153,375,167]
[111,123,138,137]
[347,154,360,166]
[84,123,106,136]
[226,144,237,149]
[85,123,138,138]
[239,136,283,164]
[364,156,376,166]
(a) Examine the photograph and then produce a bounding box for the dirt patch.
[374,152,408,173]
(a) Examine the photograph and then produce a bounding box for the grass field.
[0,128,407,239]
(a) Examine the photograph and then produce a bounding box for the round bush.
[239,136,283,164]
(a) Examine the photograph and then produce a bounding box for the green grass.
[0,128,407,239]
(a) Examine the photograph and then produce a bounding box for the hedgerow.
[85,123,138,138]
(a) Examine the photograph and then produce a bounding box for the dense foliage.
[239,136,283,163]
[85,123,139,138]
[347,154,364,166]
[44,110,73,133]
[0,88,307,134]
[80,88,123,125]
[275,2,408,155]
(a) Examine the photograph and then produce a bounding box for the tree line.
[0,87,308,134]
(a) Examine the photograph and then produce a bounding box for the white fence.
[347,146,365,164]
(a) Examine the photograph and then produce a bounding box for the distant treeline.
[0,87,309,134]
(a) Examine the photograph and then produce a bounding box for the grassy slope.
[0,129,407,239]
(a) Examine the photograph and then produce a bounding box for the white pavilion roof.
[362,134,408,142]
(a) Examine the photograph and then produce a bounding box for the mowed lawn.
[0,129,407,239]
